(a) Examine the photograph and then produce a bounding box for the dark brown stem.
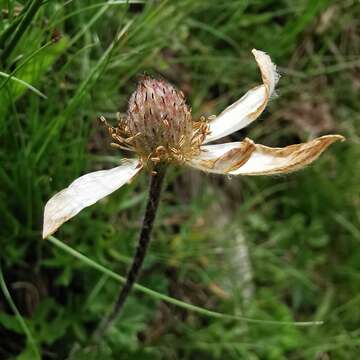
[93,165,167,340]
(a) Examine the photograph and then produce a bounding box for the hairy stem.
[94,165,167,340]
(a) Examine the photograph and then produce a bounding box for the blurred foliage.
[0,0,359,359]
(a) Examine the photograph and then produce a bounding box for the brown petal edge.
[233,134,345,175]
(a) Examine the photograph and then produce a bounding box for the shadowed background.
[0,0,359,359]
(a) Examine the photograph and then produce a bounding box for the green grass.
[1,0,359,359]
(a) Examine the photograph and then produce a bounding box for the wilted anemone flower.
[43,49,343,239]
[43,49,344,335]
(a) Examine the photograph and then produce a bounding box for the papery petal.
[186,139,256,174]
[42,159,142,238]
[188,135,344,176]
[204,49,280,143]
[230,135,344,176]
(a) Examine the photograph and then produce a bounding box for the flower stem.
[94,164,167,340]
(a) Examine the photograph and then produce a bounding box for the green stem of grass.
[48,235,323,327]
[1,0,43,65]
[0,262,40,359]
[0,10,24,49]
[0,39,54,92]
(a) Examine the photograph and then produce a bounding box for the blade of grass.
[34,20,133,164]
[0,10,24,48]
[1,0,43,65]
[332,213,360,242]
[0,262,40,360]
[0,40,54,92]
[0,71,47,98]
[67,4,109,48]
[48,235,323,327]
[50,1,144,26]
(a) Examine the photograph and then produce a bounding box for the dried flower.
[43,49,344,238]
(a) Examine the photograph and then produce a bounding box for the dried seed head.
[128,77,193,162]
[110,77,209,166]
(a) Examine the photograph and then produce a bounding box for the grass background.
[0,0,359,359]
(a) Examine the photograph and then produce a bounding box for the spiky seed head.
[107,77,209,167]
[126,77,194,164]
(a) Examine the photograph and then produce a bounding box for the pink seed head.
[126,77,193,162]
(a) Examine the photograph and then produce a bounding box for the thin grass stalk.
[1,0,43,65]
[0,262,40,359]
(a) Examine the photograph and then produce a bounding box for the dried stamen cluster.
[102,77,210,167]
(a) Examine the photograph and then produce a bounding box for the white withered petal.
[188,139,256,174]
[229,135,345,175]
[204,49,280,144]
[189,135,344,176]
[43,160,141,238]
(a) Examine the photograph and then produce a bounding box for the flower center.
[107,77,209,166]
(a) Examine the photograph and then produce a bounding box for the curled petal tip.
[251,48,280,94]
[319,134,346,144]
[42,207,60,239]
[42,195,67,239]
[251,48,263,56]
[204,49,280,144]
[334,134,346,142]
